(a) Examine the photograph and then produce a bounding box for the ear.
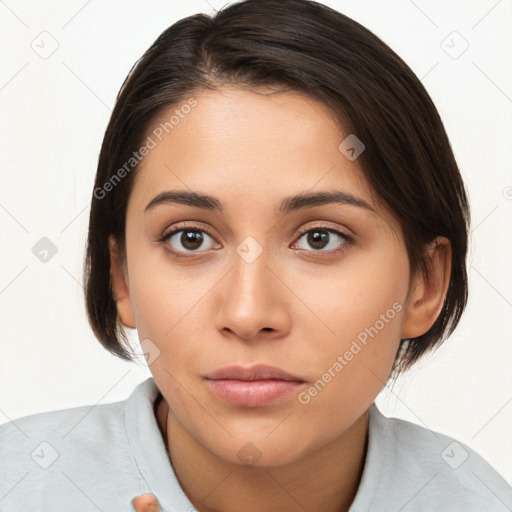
[402,237,452,339]
[108,235,136,329]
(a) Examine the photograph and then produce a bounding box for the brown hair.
[83,0,469,375]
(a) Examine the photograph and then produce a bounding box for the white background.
[0,0,511,484]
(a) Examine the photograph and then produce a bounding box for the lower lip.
[206,379,305,407]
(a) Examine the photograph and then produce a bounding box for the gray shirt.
[1,377,511,511]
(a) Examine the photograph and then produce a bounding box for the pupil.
[182,230,203,250]
[308,230,329,249]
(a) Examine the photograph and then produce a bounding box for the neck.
[156,397,369,512]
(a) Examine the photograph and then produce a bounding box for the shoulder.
[354,404,512,511]
[0,397,128,467]
[0,379,159,511]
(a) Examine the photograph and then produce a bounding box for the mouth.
[204,364,306,408]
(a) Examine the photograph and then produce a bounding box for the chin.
[208,434,313,469]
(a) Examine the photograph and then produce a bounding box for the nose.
[213,249,291,342]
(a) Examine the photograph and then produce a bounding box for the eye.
[292,227,351,253]
[159,223,352,257]
[160,227,218,255]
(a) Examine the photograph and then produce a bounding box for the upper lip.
[205,364,305,382]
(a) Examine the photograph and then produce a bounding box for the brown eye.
[294,228,350,253]
[305,230,330,250]
[162,229,217,253]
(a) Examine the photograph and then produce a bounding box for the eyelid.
[294,221,353,239]
[160,221,218,240]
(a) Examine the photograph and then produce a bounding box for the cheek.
[126,255,211,377]
[299,243,409,345]
[294,245,409,408]
[126,241,194,339]
[128,269,204,419]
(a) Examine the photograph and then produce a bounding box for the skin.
[132,494,161,512]
[112,86,451,512]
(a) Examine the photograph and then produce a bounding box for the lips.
[204,364,306,408]
[205,364,305,382]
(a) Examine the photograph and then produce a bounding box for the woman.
[1,0,511,511]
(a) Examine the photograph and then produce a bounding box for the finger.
[131,494,161,512]
[131,493,162,512]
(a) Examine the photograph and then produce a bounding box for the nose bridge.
[214,238,289,339]
[229,243,273,316]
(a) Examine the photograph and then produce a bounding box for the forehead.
[129,86,375,214]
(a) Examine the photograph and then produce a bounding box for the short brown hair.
[83,0,469,375]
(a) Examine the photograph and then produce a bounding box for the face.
[112,86,433,467]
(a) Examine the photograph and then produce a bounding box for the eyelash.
[158,222,354,258]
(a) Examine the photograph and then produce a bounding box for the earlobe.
[108,235,136,329]
[401,237,452,339]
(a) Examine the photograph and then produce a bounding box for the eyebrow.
[144,189,374,215]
